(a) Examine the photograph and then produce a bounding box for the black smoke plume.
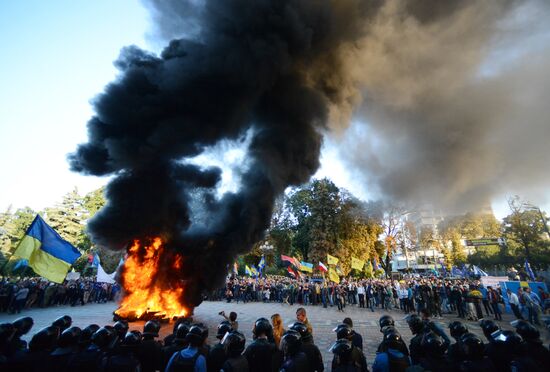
[69,0,374,308]
[70,0,549,308]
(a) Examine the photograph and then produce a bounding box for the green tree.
[44,188,87,248]
[308,179,341,263]
[83,187,106,218]
[502,196,550,268]
[4,207,37,254]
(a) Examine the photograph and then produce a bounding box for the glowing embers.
[115,237,188,321]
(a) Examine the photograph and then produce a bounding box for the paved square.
[0,300,529,369]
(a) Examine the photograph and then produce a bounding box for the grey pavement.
[0,300,533,370]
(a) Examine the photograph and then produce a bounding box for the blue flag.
[258,255,265,273]
[13,215,81,283]
[91,254,100,268]
[440,262,448,277]
[525,259,536,281]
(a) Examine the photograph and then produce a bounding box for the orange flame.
[115,237,187,319]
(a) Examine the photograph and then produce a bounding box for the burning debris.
[114,238,188,321]
[69,0,549,317]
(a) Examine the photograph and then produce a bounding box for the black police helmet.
[379,315,395,331]
[280,330,302,356]
[122,331,141,347]
[333,324,352,340]
[216,322,231,339]
[330,339,353,356]
[479,319,499,341]
[421,332,446,356]
[460,333,485,360]
[29,326,60,352]
[511,319,540,341]
[186,325,207,346]
[405,314,424,334]
[383,328,405,350]
[91,327,117,349]
[449,321,468,340]
[143,320,161,337]
[222,330,246,357]
[52,315,72,332]
[289,321,311,341]
[175,323,190,340]
[254,318,273,337]
[58,326,82,348]
[12,316,34,336]
[78,324,100,346]
[113,320,129,336]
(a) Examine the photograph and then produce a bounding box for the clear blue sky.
[0,0,149,211]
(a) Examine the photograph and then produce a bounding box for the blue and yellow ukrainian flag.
[13,215,81,283]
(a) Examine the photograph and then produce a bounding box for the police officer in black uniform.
[14,325,60,371]
[245,318,278,372]
[100,331,142,372]
[280,330,309,372]
[48,326,81,371]
[331,324,368,372]
[289,321,323,372]
[416,332,447,371]
[343,318,363,352]
[405,314,425,365]
[11,316,34,351]
[372,327,410,372]
[136,320,163,372]
[221,330,248,371]
[512,319,550,368]
[208,321,231,372]
[458,333,495,372]
[447,321,468,366]
[66,326,118,372]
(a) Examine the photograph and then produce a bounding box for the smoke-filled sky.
[1,0,549,220]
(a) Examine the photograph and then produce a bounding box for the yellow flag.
[328,268,340,283]
[351,257,365,271]
[327,254,339,265]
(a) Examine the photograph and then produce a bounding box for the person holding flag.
[13,215,81,283]
[258,256,265,276]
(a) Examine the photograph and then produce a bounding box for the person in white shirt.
[357,284,366,308]
[507,288,523,320]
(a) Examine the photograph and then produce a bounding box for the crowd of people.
[0,277,119,314]
[1,305,549,371]
[213,275,549,325]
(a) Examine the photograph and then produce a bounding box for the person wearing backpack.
[372,328,410,372]
[165,325,207,372]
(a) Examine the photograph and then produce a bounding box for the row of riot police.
[371,313,550,372]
